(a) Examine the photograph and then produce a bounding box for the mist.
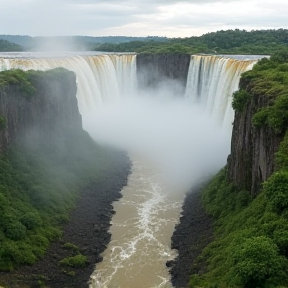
[31,37,84,52]
[83,84,231,191]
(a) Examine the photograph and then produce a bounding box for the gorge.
[0,52,259,288]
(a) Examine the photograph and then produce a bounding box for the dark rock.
[2,152,131,288]
[166,260,174,268]
[227,78,283,196]
[0,69,81,152]
[136,53,191,96]
[169,186,213,288]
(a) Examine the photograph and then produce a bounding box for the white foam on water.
[90,158,184,288]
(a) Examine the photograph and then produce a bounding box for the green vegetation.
[94,29,288,55]
[0,69,37,97]
[0,39,23,52]
[0,136,109,271]
[95,41,204,54]
[62,242,79,251]
[190,49,288,287]
[59,254,88,268]
[1,29,287,54]
[232,90,251,112]
[0,69,114,271]
[0,35,168,51]
[0,116,6,130]
[233,48,288,134]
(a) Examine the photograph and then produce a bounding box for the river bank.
[168,185,214,288]
[0,152,130,288]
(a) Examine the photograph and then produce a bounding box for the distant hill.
[1,29,287,54]
[0,39,23,52]
[0,35,168,51]
[0,35,31,49]
[172,28,288,54]
[94,29,288,55]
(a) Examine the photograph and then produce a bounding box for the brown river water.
[89,157,186,288]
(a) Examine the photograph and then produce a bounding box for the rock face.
[227,78,283,196]
[0,68,131,288]
[0,69,82,152]
[136,53,191,95]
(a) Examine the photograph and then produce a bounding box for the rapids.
[90,157,184,288]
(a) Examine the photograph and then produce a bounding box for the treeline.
[1,29,287,54]
[95,29,288,55]
[0,39,23,52]
[0,35,168,51]
[190,48,288,287]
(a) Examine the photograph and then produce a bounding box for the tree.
[231,236,287,287]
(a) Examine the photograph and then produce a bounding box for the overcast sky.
[0,0,287,38]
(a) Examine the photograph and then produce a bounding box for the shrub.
[263,171,288,213]
[0,69,36,96]
[232,90,251,112]
[62,242,79,251]
[231,236,287,287]
[5,222,27,240]
[267,94,288,134]
[20,212,42,230]
[252,107,269,128]
[0,242,36,270]
[59,254,88,268]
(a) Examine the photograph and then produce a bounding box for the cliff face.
[0,68,82,152]
[227,78,283,196]
[136,53,191,95]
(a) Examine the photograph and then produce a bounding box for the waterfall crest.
[0,54,137,117]
[0,53,257,129]
[185,55,256,127]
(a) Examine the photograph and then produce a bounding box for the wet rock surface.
[136,53,191,95]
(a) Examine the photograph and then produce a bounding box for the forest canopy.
[94,29,288,55]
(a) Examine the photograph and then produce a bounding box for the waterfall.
[0,53,256,128]
[0,53,137,118]
[0,52,258,288]
[0,53,256,130]
[185,55,256,127]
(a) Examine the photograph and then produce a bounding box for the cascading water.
[0,52,258,288]
[185,55,256,128]
[0,53,137,120]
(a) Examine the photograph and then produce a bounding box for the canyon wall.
[227,74,283,196]
[136,53,191,94]
[0,68,82,152]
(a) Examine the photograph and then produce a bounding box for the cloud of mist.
[31,37,82,52]
[83,85,231,192]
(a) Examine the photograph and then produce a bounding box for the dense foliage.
[0,133,111,271]
[95,29,288,55]
[0,69,36,96]
[0,71,113,271]
[232,48,288,135]
[1,29,287,54]
[191,49,288,287]
[0,39,23,52]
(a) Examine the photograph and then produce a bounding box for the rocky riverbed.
[168,185,214,288]
[0,152,130,288]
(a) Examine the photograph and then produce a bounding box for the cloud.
[0,0,287,37]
